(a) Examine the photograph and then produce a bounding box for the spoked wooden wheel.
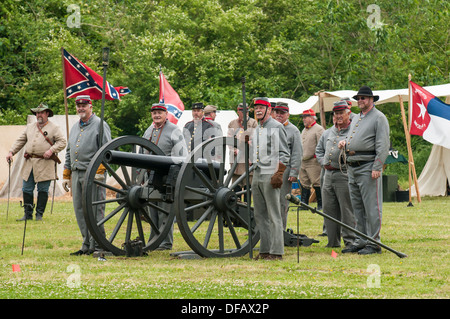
[175,136,259,258]
[82,136,175,256]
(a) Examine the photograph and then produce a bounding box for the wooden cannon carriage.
[82,135,260,258]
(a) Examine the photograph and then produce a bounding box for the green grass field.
[0,196,448,300]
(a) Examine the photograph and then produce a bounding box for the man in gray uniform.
[251,97,289,260]
[63,95,111,256]
[183,102,215,153]
[142,103,187,250]
[338,86,390,255]
[316,100,356,249]
[272,101,303,230]
[204,104,223,136]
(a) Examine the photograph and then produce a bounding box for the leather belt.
[24,152,61,164]
[324,165,339,170]
[347,150,376,156]
[347,160,372,167]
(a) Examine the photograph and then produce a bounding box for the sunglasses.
[355,96,368,101]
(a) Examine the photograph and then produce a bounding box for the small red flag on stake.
[331,250,338,259]
[12,264,21,272]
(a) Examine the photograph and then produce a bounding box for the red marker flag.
[12,264,21,272]
[331,250,338,259]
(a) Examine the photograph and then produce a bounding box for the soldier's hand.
[62,179,71,192]
[371,170,381,179]
[95,174,105,182]
[338,140,346,149]
[43,149,53,159]
[6,152,13,163]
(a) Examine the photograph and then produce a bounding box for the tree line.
[1,0,449,183]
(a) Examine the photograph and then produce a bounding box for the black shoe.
[35,214,43,221]
[70,250,86,256]
[342,245,362,253]
[358,246,382,255]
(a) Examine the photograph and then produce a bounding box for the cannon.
[82,135,260,258]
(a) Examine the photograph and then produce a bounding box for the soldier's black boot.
[17,192,34,221]
[314,186,322,211]
[35,191,48,221]
[299,186,310,210]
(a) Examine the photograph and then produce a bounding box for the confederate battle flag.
[409,81,450,149]
[159,71,184,124]
[62,48,130,100]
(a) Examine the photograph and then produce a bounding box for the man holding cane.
[7,103,66,221]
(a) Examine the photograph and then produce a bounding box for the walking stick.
[6,159,11,219]
[285,194,408,258]
[19,201,34,255]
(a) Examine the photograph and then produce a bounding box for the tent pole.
[399,94,421,204]
[318,92,326,128]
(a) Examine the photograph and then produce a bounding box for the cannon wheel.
[175,136,259,258]
[82,135,174,256]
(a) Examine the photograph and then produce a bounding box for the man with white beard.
[251,97,289,260]
[7,103,66,221]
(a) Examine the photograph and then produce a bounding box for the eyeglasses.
[355,96,366,101]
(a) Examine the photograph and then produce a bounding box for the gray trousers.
[72,170,106,252]
[347,162,383,248]
[252,169,284,256]
[149,201,174,249]
[322,169,356,247]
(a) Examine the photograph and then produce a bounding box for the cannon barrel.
[104,150,222,174]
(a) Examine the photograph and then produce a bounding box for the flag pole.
[159,64,164,102]
[399,77,421,205]
[61,47,69,139]
[99,47,110,147]
[408,74,421,203]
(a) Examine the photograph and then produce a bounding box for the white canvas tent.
[1,111,238,199]
[411,145,450,197]
[0,115,79,199]
[269,82,450,114]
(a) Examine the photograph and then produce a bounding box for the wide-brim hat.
[273,102,289,112]
[353,86,379,102]
[192,102,204,110]
[301,108,315,117]
[31,103,53,117]
[151,103,167,112]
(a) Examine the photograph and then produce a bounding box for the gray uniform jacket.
[344,107,390,171]
[316,123,351,169]
[183,118,215,152]
[251,117,289,175]
[143,120,187,157]
[283,121,303,178]
[64,114,111,171]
